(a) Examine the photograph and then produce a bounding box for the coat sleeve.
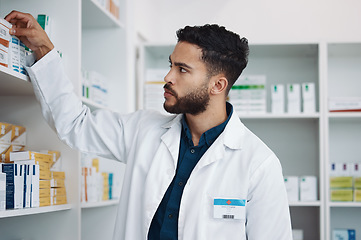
[246,154,293,239]
[25,49,135,162]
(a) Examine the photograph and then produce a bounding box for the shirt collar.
[181,102,233,147]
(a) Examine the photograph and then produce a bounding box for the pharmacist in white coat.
[6,11,293,240]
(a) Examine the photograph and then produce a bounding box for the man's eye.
[179,67,187,73]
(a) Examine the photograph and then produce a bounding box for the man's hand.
[5,10,54,61]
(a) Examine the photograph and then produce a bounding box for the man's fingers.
[10,26,35,38]
[5,10,32,23]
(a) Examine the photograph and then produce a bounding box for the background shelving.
[325,42,361,240]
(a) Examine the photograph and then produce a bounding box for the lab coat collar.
[159,109,245,172]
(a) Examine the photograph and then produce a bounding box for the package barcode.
[222,215,234,219]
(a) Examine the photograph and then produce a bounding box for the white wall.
[135,0,361,44]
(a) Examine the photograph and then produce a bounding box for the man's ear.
[210,76,228,95]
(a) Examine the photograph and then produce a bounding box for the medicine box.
[287,83,301,114]
[330,189,353,202]
[292,229,304,240]
[271,84,285,114]
[0,172,5,211]
[0,43,8,67]
[355,189,361,202]
[333,229,356,240]
[11,124,26,146]
[0,18,12,48]
[8,36,20,73]
[0,144,13,163]
[284,176,299,202]
[302,82,316,113]
[0,122,12,144]
[330,176,353,189]
[299,176,317,201]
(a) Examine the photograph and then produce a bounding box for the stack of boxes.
[270,82,316,114]
[284,176,318,202]
[0,121,67,210]
[0,18,30,76]
[81,69,109,107]
[81,157,114,203]
[144,68,169,115]
[330,162,361,202]
[229,75,267,114]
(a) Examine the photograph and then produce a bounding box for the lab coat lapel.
[161,114,183,168]
[192,111,245,173]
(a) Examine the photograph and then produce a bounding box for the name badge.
[213,198,246,220]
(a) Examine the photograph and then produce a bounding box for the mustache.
[163,84,177,96]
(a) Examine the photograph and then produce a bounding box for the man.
[6,10,292,240]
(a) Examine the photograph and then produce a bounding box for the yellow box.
[51,195,67,205]
[39,180,51,189]
[330,189,353,202]
[0,122,12,144]
[51,187,66,197]
[39,196,51,207]
[10,151,52,163]
[39,188,50,198]
[0,144,12,163]
[330,176,353,189]
[92,158,99,172]
[51,171,65,180]
[354,177,361,189]
[38,161,51,172]
[11,124,26,146]
[51,178,65,188]
[40,169,51,180]
[355,189,361,202]
[41,150,61,167]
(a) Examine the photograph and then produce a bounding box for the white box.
[284,176,299,202]
[0,18,12,48]
[0,43,8,68]
[8,36,20,73]
[299,176,317,201]
[14,164,24,209]
[292,229,304,240]
[0,172,5,211]
[31,164,39,208]
[287,83,301,114]
[333,229,356,240]
[271,84,285,114]
[302,82,316,113]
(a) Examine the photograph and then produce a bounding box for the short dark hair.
[176,24,249,94]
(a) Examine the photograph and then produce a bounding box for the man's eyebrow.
[169,55,193,69]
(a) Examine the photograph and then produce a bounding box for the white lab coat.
[26,49,293,240]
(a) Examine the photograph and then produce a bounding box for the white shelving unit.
[138,42,324,240]
[0,0,134,239]
[325,43,361,240]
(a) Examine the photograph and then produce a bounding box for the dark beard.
[163,83,210,115]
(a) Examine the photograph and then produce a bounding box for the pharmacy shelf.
[0,65,32,96]
[81,199,119,209]
[82,0,124,28]
[289,201,321,207]
[0,204,72,219]
[328,202,361,207]
[327,112,361,118]
[238,113,320,119]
